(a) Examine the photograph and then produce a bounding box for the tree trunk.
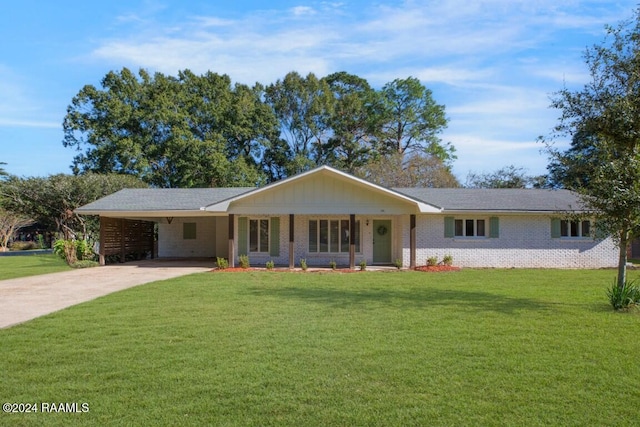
[617,229,629,290]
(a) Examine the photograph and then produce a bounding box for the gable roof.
[394,188,585,212]
[203,165,441,214]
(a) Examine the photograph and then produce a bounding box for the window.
[446,217,499,238]
[454,219,486,237]
[309,219,360,253]
[249,219,269,252]
[560,220,591,238]
[183,223,196,240]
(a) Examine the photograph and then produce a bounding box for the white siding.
[228,174,417,215]
[401,214,618,268]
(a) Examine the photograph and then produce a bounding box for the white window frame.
[248,218,270,253]
[560,219,591,239]
[454,218,487,238]
[308,218,361,253]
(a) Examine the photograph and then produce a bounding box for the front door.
[372,220,392,264]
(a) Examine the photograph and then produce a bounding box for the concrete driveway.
[0,259,213,329]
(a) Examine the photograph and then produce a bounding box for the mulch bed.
[211,266,460,273]
[414,265,460,272]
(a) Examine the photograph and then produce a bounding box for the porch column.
[410,214,416,269]
[289,214,295,269]
[99,216,106,266]
[228,214,235,268]
[349,214,356,269]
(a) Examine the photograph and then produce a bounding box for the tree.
[355,152,459,188]
[264,71,334,175]
[465,165,548,188]
[63,68,268,187]
[320,72,380,173]
[377,77,454,162]
[544,9,640,290]
[0,209,33,251]
[0,174,147,240]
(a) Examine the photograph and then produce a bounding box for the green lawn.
[0,254,70,280]
[1,269,639,426]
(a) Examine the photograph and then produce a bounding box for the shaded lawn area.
[1,269,639,426]
[0,254,70,281]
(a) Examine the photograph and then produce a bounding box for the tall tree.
[544,8,640,290]
[377,77,453,162]
[63,68,267,188]
[320,72,380,173]
[355,152,459,188]
[264,71,334,174]
[465,165,547,188]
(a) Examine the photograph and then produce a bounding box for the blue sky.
[0,1,636,181]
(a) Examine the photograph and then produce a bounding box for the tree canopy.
[63,68,454,187]
[544,8,640,289]
[0,173,147,239]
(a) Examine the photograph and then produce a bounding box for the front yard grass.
[1,269,639,426]
[0,254,70,280]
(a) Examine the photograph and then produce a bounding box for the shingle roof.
[393,188,585,212]
[77,186,586,214]
[75,187,254,213]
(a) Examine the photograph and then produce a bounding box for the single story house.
[76,165,618,269]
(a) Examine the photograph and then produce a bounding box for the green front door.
[372,220,392,264]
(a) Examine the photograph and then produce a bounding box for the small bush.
[607,279,640,310]
[300,258,308,271]
[394,259,403,269]
[359,259,367,271]
[70,260,99,269]
[266,260,275,270]
[329,260,337,270]
[216,257,229,270]
[10,241,39,251]
[239,254,250,269]
[427,256,438,266]
[443,255,453,266]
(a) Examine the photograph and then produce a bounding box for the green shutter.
[183,222,196,240]
[551,218,561,238]
[489,217,499,238]
[444,217,454,238]
[270,217,280,257]
[238,217,248,255]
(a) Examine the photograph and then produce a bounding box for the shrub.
[329,260,337,270]
[70,260,99,269]
[443,255,453,266]
[427,256,438,266]
[299,258,308,271]
[239,254,250,269]
[216,257,229,270]
[607,279,640,310]
[10,241,39,251]
[359,259,367,271]
[394,259,403,269]
[266,260,275,270]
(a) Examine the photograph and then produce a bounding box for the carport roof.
[75,187,253,215]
